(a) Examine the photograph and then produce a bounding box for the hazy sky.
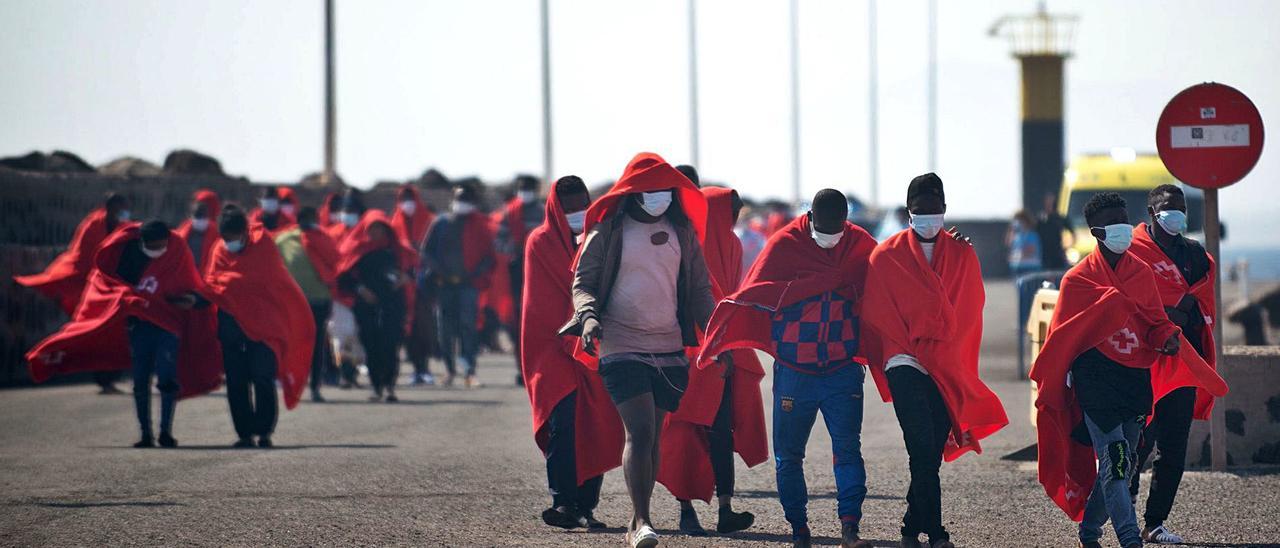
[2,0,1276,246]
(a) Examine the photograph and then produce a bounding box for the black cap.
[906,172,945,204]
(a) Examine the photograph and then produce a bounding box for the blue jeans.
[129,320,179,437]
[773,363,867,533]
[437,284,480,376]
[1079,412,1143,546]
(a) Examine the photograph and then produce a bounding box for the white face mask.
[518,190,538,203]
[260,198,280,214]
[1155,210,1187,235]
[399,201,418,216]
[640,191,672,217]
[191,218,210,232]
[565,210,587,234]
[910,213,945,240]
[453,201,477,215]
[117,210,131,222]
[142,245,167,259]
[280,203,296,217]
[224,238,245,253]
[810,224,843,249]
[341,212,360,227]
[1097,223,1135,254]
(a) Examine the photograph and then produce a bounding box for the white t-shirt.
[600,216,684,357]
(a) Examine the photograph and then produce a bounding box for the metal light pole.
[788,0,801,206]
[540,0,554,185]
[687,0,700,168]
[926,0,937,172]
[868,0,879,205]
[323,0,336,186]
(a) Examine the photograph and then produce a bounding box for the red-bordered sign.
[1156,83,1264,189]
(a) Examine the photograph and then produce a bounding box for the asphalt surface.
[2,283,1278,547]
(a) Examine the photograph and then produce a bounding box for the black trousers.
[508,259,524,371]
[546,391,604,512]
[406,290,438,376]
[1129,386,1196,527]
[354,303,405,392]
[709,379,736,498]
[886,366,951,542]
[219,314,279,440]
[309,300,333,393]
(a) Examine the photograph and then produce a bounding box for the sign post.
[1156,82,1264,471]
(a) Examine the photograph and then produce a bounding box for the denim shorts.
[598,352,689,411]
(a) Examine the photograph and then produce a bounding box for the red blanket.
[318,192,342,228]
[1130,223,1218,419]
[25,226,223,398]
[482,210,515,325]
[459,211,497,291]
[202,226,316,410]
[659,186,768,502]
[390,186,435,250]
[174,190,221,269]
[861,229,1007,461]
[1029,250,1228,520]
[697,215,876,370]
[335,210,418,313]
[16,208,118,315]
[521,183,624,484]
[578,152,707,254]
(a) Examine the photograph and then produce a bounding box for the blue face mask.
[341,212,360,227]
[1155,210,1187,235]
[1095,223,1134,254]
[224,238,245,253]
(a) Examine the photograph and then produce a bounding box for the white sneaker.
[421,373,436,386]
[631,525,658,548]
[1143,525,1184,544]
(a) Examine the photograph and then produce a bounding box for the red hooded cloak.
[174,190,222,269]
[390,185,435,250]
[521,182,624,484]
[318,192,342,229]
[658,186,769,502]
[16,208,120,315]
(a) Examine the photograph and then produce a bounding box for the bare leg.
[617,393,660,534]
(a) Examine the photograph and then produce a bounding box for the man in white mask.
[498,175,547,386]
[421,185,497,388]
[1123,184,1215,545]
[251,186,294,233]
[520,175,621,531]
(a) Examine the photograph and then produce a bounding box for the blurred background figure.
[1036,192,1073,270]
[497,174,545,386]
[1006,209,1042,278]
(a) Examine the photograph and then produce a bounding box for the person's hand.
[581,317,602,357]
[718,352,736,379]
[169,293,196,310]
[1160,333,1181,356]
[357,286,378,305]
[948,226,973,246]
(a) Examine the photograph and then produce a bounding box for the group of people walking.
[16,150,1228,548]
[518,153,1226,548]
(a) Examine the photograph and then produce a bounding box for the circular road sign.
[1156,82,1264,189]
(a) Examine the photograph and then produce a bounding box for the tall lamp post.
[323,0,336,186]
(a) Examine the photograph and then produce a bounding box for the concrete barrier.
[1186,345,1280,467]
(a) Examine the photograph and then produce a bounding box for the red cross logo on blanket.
[1152,261,1182,284]
[1108,328,1140,355]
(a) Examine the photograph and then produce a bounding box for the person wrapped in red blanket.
[1123,184,1219,544]
[1029,192,1227,548]
[390,183,440,387]
[318,191,343,229]
[337,210,417,402]
[499,174,546,386]
[861,173,1007,548]
[520,175,623,530]
[660,182,766,536]
[175,190,221,271]
[17,193,130,315]
[249,186,296,235]
[275,206,342,403]
[202,206,316,448]
[697,189,876,548]
[326,188,368,388]
[26,220,222,448]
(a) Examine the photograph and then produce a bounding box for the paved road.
[2,283,1278,547]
